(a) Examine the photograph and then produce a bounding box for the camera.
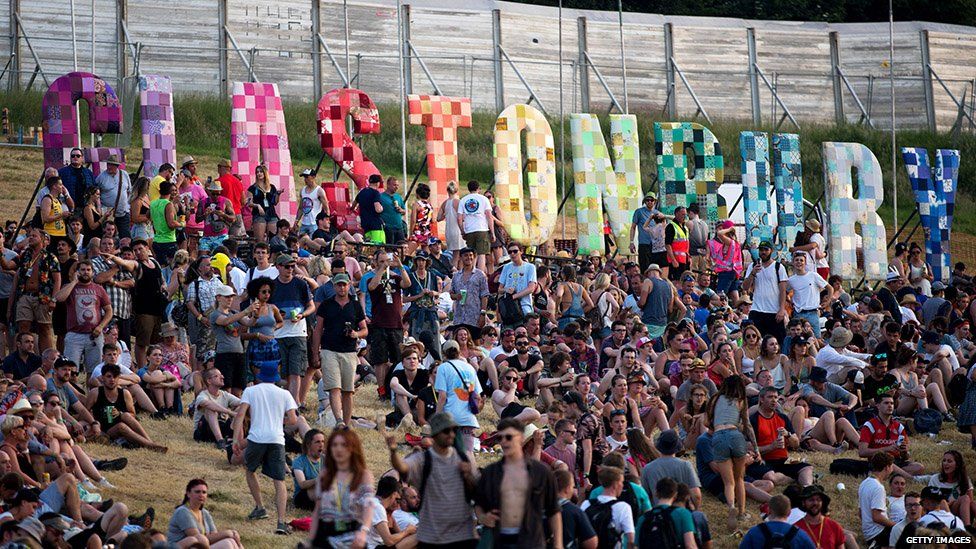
[344,322,353,337]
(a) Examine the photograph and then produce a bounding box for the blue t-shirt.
[269,277,312,338]
[695,432,719,488]
[47,377,79,409]
[632,207,656,245]
[634,504,695,546]
[378,192,406,230]
[291,454,321,498]
[739,521,815,549]
[359,272,375,317]
[499,262,537,314]
[434,359,482,429]
[355,187,384,231]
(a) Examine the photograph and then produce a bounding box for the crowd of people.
[0,150,973,549]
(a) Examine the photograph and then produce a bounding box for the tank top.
[712,395,742,428]
[82,205,102,241]
[251,308,276,337]
[133,259,167,316]
[561,283,585,320]
[300,186,323,226]
[443,199,462,250]
[150,198,176,243]
[92,386,124,431]
[43,195,66,237]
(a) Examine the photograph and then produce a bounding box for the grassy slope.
[4,91,976,232]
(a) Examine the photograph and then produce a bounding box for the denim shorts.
[712,428,748,461]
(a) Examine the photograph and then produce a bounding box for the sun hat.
[828,327,853,348]
[427,412,458,436]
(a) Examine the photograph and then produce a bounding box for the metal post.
[829,31,844,125]
[401,3,412,95]
[664,22,676,118]
[397,0,407,186]
[342,0,350,81]
[919,30,937,132]
[891,3,898,227]
[9,0,19,91]
[558,0,564,238]
[617,0,628,113]
[577,17,589,113]
[746,28,761,126]
[116,0,127,86]
[217,0,228,96]
[492,9,504,112]
[311,0,321,100]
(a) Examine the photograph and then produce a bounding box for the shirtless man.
[491,367,542,425]
[475,418,563,549]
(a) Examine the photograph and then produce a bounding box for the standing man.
[380,176,407,245]
[630,193,658,273]
[386,412,479,548]
[186,255,224,369]
[579,466,635,548]
[57,148,94,205]
[742,240,789,344]
[686,203,709,275]
[450,248,489,332]
[665,206,690,281]
[474,418,563,549]
[311,273,366,428]
[91,239,136,345]
[216,159,246,237]
[148,163,175,201]
[858,452,897,548]
[457,180,494,272]
[232,362,300,536]
[355,174,386,244]
[367,250,411,397]
[9,228,61,353]
[269,255,315,404]
[54,261,113,374]
[297,169,328,237]
[94,155,132,239]
[498,243,538,322]
[639,264,684,340]
[787,252,827,339]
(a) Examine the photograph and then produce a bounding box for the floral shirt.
[17,247,60,302]
[576,411,610,465]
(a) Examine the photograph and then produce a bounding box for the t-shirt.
[367,269,405,329]
[240,382,298,445]
[888,495,906,523]
[434,359,482,429]
[862,373,900,404]
[379,192,406,230]
[631,207,655,246]
[796,517,845,549]
[640,457,700,504]
[580,495,635,543]
[695,432,720,488]
[858,416,906,453]
[355,187,384,231]
[218,173,245,214]
[91,363,134,380]
[167,505,217,543]
[0,249,18,299]
[270,277,311,338]
[635,504,695,546]
[66,283,110,334]
[918,509,965,530]
[46,378,78,409]
[745,261,788,314]
[403,448,477,544]
[391,370,430,398]
[739,521,815,549]
[858,476,888,540]
[675,378,717,402]
[191,390,241,424]
[364,497,389,549]
[210,309,244,353]
[560,500,597,549]
[180,183,207,230]
[788,271,828,312]
[750,409,794,462]
[499,262,537,314]
[810,233,829,268]
[316,297,366,353]
[1,352,41,380]
[149,174,166,201]
[246,265,279,286]
[457,192,491,233]
[291,453,321,498]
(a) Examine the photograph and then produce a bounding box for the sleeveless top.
[251,308,277,337]
[43,195,66,237]
[132,199,153,236]
[712,395,742,428]
[443,198,463,251]
[561,283,585,320]
[248,184,279,219]
[413,200,433,237]
[300,186,323,226]
[92,386,124,431]
[134,259,167,316]
[151,198,176,243]
[640,278,672,327]
[82,204,102,241]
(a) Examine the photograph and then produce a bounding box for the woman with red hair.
[308,428,376,548]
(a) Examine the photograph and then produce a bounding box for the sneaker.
[247,507,269,521]
[943,412,956,422]
[81,479,98,492]
[94,458,128,472]
[275,522,291,535]
[97,478,116,490]
[397,414,415,431]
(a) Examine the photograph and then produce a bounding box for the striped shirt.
[91,257,134,319]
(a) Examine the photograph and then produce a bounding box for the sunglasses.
[500,433,518,442]
[508,249,520,254]
[504,376,518,381]
[70,153,83,158]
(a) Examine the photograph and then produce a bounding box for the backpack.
[637,506,682,549]
[914,407,943,434]
[584,500,621,549]
[948,372,969,407]
[758,523,800,549]
[418,446,473,506]
[498,292,525,326]
[828,458,870,477]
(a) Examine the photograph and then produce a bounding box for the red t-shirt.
[218,173,245,214]
[796,516,846,549]
[66,283,110,334]
[750,410,792,461]
[859,416,906,452]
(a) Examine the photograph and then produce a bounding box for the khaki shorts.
[321,349,357,393]
[15,295,52,325]
[464,231,491,255]
[132,314,162,348]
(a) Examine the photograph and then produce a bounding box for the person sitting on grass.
[166,478,243,549]
[191,368,241,448]
[137,345,181,415]
[83,364,167,453]
[491,366,543,425]
[364,476,417,549]
[89,344,163,418]
[292,429,325,511]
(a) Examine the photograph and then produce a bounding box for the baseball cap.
[275,254,296,266]
[332,273,351,285]
[921,486,947,501]
[300,168,315,177]
[214,285,235,298]
[758,240,773,250]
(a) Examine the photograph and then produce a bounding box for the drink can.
[105,405,115,423]
[460,289,468,305]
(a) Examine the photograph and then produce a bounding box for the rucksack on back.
[638,506,682,549]
[585,500,621,549]
[759,522,800,549]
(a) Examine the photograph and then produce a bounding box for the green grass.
[4,89,975,230]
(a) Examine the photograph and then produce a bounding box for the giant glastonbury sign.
[41,72,959,282]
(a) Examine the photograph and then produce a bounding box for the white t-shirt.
[810,233,829,268]
[240,382,298,445]
[229,266,247,296]
[918,509,965,530]
[246,265,280,285]
[365,497,389,549]
[457,193,491,233]
[92,363,135,379]
[392,509,419,531]
[887,495,906,523]
[921,344,961,372]
[788,271,828,312]
[580,495,635,539]
[746,261,788,314]
[858,476,887,541]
